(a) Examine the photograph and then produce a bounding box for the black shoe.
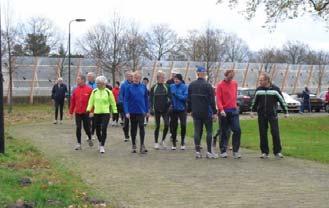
[131,145,137,153]
[124,137,129,142]
[87,139,94,147]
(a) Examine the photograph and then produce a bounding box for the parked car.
[237,88,256,114]
[318,91,329,112]
[291,93,324,112]
[278,92,301,113]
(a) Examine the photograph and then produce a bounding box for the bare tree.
[146,24,178,61]
[217,0,329,28]
[124,22,148,71]
[182,30,203,61]
[282,41,310,64]
[224,33,250,62]
[80,14,127,84]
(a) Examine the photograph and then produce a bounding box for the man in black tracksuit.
[150,71,171,149]
[187,66,217,159]
[51,77,67,124]
[251,73,289,159]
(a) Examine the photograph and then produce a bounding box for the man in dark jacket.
[187,66,218,159]
[300,86,311,113]
[51,77,67,124]
[150,71,171,150]
[251,73,288,159]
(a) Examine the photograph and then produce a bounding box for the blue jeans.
[220,110,241,153]
[300,100,311,113]
[193,116,213,153]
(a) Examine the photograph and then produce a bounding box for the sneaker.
[140,145,148,154]
[195,152,202,159]
[233,152,241,159]
[160,140,166,149]
[91,135,96,140]
[99,146,105,154]
[111,121,115,126]
[171,146,177,150]
[275,153,284,159]
[131,145,137,153]
[154,143,160,150]
[180,145,186,150]
[87,139,94,147]
[220,152,228,158]
[260,153,269,159]
[124,137,129,142]
[144,121,148,126]
[206,152,219,159]
[53,120,58,124]
[59,120,63,124]
[74,143,81,150]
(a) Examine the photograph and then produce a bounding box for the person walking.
[187,66,217,159]
[142,77,150,126]
[69,75,93,150]
[51,77,67,124]
[300,86,311,113]
[216,70,242,159]
[87,72,97,139]
[111,81,120,126]
[118,71,133,142]
[169,73,188,150]
[150,71,171,150]
[124,72,149,154]
[251,73,289,159]
[325,87,329,113]
[87,76,117,154]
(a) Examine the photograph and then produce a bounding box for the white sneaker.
[206,152,218,159]
[53,120,58,124]
[195,152,202,159]
[260,153,269,159]
[180,145,186,150]
[171,146,177,150]
[275,153,284,159]
[91,135,96,140]
[154,143,160,150]
[74,143,81,150]
[233,152,241,159]
[99,146,105,154]
[59,120,63,124]
[220,152,228,158]
[160,140,166,149]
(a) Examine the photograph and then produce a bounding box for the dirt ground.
[10,121,329,208]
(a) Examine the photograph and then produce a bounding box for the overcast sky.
[7,0,329,51]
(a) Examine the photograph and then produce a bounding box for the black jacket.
[150,83,171,113]
[251,84,288,115]
[51,83,67,102]
[187,78,217,119]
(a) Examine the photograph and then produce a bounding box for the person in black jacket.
[187,66,218,159]
[150,71,171,150]
[51,77,67,124]
[251,73,289,159]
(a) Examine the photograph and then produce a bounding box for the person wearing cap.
[51,77,68,124]
[216,69,242,159]
[187,66,218,159]
[150,71,171,150]
[169,73,188,150]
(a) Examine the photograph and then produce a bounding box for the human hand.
[89,112,94,118]
[284,113,289,118]
[126,113,130,119]
[220,111,226,117]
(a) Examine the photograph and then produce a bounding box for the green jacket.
[87,88,117,114]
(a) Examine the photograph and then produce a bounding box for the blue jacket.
[124,83,149,114]
[170,83,188,112]
[87,81,97,89]
[118,80,131,104]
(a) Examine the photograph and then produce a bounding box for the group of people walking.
[52,66,290,159]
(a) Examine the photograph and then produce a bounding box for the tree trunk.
[7,47,13,113]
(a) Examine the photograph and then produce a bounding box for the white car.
[278,92,301,113]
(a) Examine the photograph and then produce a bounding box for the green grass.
[0,134,99,208]
[186,116,329,163]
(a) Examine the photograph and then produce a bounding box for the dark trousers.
[168,110,173,137]
[130,114,145,146]
[94,113,110,146]
[220,110,241,153]
[112,113,119,123]
[301,99,311,112]
[154,111,169,143]
[54,101,64,120]
[171,111,187,146]
[258,114,282,154]
[89,117,96,135]
[193,116,213,153]
[75,113,91,144]
[123,116,130,139]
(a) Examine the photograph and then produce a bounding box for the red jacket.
[326,91,329,102]
[112,87,120,103]
[216,80,238,112]
[69,84,92,114]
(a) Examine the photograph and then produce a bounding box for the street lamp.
[68,18,86,107]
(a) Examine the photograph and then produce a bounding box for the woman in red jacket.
[111,81,120,126]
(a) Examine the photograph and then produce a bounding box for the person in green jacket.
[87,76,117,154]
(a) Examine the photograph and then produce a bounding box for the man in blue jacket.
[170,74,188,150]
[124,71,149,154]
[119,71,133,142]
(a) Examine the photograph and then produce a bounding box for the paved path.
[10,122,329,208]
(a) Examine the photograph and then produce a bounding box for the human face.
[133,74,141,84]
[142,80,149,86]
[157,74,165,84]
[76,77,84,86]
[96,82,106,89]
[226,71,235,81]
[87,74,94,82]
[126,73,133,82]
[259,75,269,87]
[174,77,181,85]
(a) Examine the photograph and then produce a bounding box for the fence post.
[184,62,190,83]
[281,64,290,92]
[29,57,40,104]
[169,61,174,80]
[255,64,263,88]
[214,63,221,85]
[150,61,157,87]
[306,65,313,87]
[292,65,301,94]
[242,63,249,88]
[316,65,325,95]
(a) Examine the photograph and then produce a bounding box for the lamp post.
[68,18,86,107]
